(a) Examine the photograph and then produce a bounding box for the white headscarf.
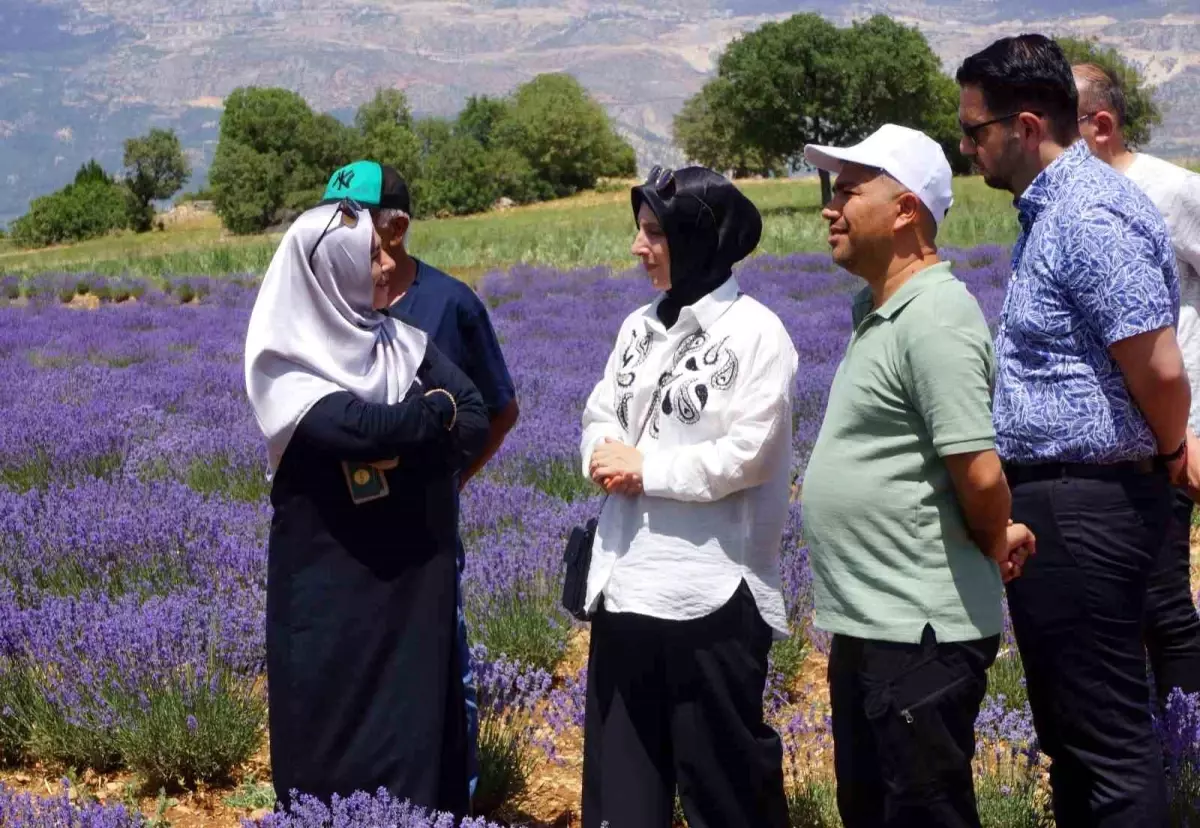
[244,202,428,473]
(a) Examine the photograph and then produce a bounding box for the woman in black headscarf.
[578,167,797,828]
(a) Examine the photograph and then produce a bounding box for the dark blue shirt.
[994,141,1179,464]
[392,259,516,418]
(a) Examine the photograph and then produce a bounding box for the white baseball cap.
[803,124,954,226]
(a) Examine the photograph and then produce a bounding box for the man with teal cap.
[324,160,519,809]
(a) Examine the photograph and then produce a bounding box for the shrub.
[10,179,131,249]
[113,664,266,789]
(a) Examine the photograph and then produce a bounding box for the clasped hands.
[992,521,1036,584]
[590,437,644,496]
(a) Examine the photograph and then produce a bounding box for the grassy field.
[0,177,1019,281]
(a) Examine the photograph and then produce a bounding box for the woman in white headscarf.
[245,201,489,816]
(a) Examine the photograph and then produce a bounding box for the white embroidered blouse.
[579,277,799,636]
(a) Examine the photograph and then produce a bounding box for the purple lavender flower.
[0,780,146,827]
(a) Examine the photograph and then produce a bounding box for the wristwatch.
[1159,438,1187,463]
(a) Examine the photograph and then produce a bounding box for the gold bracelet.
[424,388,457,430]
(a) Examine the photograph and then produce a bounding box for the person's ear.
[1016,110,1049,151]
[1092,111,1120,147]
[893,191,921,233]
[392,214,411,245]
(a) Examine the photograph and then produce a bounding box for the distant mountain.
[1,0,1197,228]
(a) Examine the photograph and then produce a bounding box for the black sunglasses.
[646,165,675,195]
[642,165,718,229]
[308,197,364,272]
[959,110,1045,145]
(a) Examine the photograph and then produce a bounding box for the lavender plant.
[6,247,1145,825]
[0,780,147,828]
[470,645,552,817]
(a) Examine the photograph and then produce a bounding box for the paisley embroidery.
[614,327,654,427]
[612,317,743,439]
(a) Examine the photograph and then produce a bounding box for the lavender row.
[0,248,1052,819]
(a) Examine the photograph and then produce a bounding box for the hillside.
[1,0,1197,227]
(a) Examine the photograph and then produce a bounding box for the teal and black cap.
[322,160,411,214]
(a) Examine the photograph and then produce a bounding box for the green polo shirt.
[801,261,1003,644]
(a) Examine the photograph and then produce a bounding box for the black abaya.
[265,343,489,816]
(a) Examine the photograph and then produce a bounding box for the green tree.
[357,90,421,185]
[10,177,130,248]
[712,13,964,202]
[840,16,970,175]
[456,95,510,149]
[209,87,358,233]
[414,135,499,217]
[486,144,549,204]
[494,73,636,198]
[209,141,285,235]
[218,87,318,156]
[73,159,113,186]
[355,88,414,133]
[123,128,191,232]
[673,79,784,177]
[1057,35,1163,149]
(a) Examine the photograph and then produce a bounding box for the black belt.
[1003,457,1163,485]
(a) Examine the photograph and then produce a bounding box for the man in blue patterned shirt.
[957,35,1191,827]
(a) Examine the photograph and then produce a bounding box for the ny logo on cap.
[333,169,355,191]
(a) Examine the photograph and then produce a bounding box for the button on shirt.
[994,140,1179,464]
[579,277,799,637]
[801,262,1003,645]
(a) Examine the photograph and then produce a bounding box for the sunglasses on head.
[646,165,675,196]
[308,197,364,272]
[645,165,718,230]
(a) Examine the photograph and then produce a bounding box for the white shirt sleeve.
[1176,173,1200,279]
[580,334,629,478]
[640,329,798,503]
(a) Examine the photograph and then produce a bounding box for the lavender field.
[0,249,1198,828]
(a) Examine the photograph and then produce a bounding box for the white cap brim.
[803,144,876,176]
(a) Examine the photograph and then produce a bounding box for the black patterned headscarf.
[631,166,763,329]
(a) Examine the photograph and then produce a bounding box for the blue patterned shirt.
[994,141,1180,464]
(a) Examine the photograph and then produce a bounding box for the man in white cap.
[800,123,1035,828]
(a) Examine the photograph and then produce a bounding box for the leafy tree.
[456,95,510,149]
[123,128,191,232]
[414,117,455,156]
[673,80,784,177]
[217,87,318,157]
[10,177,130,248]
[1057,35,1163,149]
[486,144,549,205]
[357,91,421,186]
[209,141,285,235]
[355,88,414,134]
[414,135,499,217]
[209,87,358,233]
[73,160,113,187]
[494,73,636,197]
[708,13,965,202]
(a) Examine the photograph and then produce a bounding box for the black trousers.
[829,624,998,828]
[1006,466,1171,827]
[581,581,789,828]
[1145,487,1200,707]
